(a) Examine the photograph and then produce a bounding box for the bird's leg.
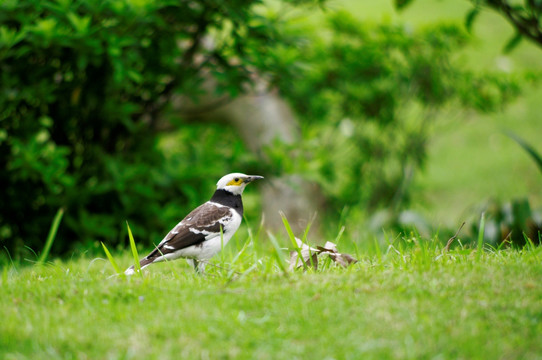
[186,259,196,271]
[186,259,206,274]
[194,260,206,274]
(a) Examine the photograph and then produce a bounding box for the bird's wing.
[146,202,233,259]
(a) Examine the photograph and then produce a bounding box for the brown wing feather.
[144,203,232,260]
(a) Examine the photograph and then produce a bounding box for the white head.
[216,172,264,195]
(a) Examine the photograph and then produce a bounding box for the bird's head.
[216,173,264,195]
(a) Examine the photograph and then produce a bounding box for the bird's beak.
[244,175,264,183]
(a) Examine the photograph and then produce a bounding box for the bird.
[125,173,263,275]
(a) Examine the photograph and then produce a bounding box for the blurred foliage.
[474,198,542,247]
[469,134,542,247]
[396,0,542,52]
[0,0,288,256]
[269,11,522,217]
[0,0,529,256]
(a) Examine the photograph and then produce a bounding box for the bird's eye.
[234,178,239,182]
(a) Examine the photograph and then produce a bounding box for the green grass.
[2,231,542,359]
[127,221,142,276]
[37,208,64,266]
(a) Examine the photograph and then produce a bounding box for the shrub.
[0,0,273,256]
[270,12,522,215]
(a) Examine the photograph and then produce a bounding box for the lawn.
[2,236,541,359]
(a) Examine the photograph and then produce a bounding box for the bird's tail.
[124,257,154,276]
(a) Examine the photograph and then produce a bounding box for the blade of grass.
[242,213,260,264]
[101,242,122,275]
[255,214,265,242]
[529,234,541,262]
[524,233,535,251]
[1,265,8,284]
[37,207,64,265]
[279,211,297,245]
[373,238,383,264]
[301,212,317,243]
[267,231,288,275]
[243,213,254,244]
[334,226,346,245]
[279,211,305,269]
[220,225,225,265]
[230,235,252,267]
[3,246,17,272]
[300,213,318,270]
[24,246,39,263]
[234,262,260,282]
[152,244,182,280]
[126,221,141,276]
[476,212,486,258]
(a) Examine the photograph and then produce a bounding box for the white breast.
[178,208,242,260]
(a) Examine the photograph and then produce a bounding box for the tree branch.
[144,7,214,130]
[486,0,542,47]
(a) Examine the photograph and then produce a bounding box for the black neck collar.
[209,189,243,216]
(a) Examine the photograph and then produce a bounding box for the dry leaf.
[289,239,358,271]
[316,241,339,253]
[328,252,358,267]
[316,241,358,268]
[289,238,319,271]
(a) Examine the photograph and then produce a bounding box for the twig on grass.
[204,261,242,276]
[444,222,465,252]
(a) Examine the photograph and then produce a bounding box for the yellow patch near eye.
[226,177,243,186]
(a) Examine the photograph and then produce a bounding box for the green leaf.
[503,32,522,53]
[31,18,58,36]
[67,12,92,35]
[465,7,480,32]
[511,198,532,230]
[0,130,8,144]
[506,131,542,177]
[395,0,414,10]
[0,26,25,49]
[127,70,143,84]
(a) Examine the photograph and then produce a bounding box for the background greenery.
[2,0,540,258]
[0,0,273,256]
